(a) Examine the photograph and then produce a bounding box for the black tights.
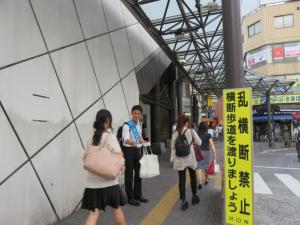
[178,167,197,200]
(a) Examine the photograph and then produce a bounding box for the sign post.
[224,88,254,225]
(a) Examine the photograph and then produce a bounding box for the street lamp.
[174,27,199,40]
[207,1,218,12]
[195,0,219,13]
[174,28,184,40]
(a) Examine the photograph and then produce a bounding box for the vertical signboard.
[224,88,253,225]
[208,94,214,107]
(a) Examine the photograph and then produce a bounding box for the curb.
[259,147,295,155]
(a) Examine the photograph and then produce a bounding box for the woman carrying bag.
[82,109,126,225]
[170,114,202,211]
[196,122,217,189]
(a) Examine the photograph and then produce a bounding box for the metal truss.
[122,0,294,97]
[244,69,295,97]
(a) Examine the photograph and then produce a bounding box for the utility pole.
[222,0,244,89]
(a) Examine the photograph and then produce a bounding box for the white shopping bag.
[215,163,220,173]
[139,145,160,179]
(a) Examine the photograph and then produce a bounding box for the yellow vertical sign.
[223,88,253,225]
[208,94,214,107]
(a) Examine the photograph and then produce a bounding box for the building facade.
[243,0,300,87]
[242,0,300,141]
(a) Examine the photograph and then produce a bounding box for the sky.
[241,0,289,17]
[140,0,288,20]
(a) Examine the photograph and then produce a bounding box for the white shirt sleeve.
[122,124,131,143]
[137,123,143,141]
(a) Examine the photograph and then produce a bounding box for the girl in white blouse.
[81,109,126,225]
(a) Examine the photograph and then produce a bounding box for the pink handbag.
[83,137,125,179]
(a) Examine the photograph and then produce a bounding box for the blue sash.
[127,120,141,144]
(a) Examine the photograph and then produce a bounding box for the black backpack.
[116,122,129,147]
[175,129,192,157]
[297,128,300,143]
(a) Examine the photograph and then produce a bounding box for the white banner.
[247,49,267,66]
[285,46,300,58]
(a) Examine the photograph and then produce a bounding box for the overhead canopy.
[245,69,295,97]
[122,0,295,97]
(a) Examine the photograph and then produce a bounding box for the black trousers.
[178,167,197,200]
[124,147,142,200]
[296,142,300,161]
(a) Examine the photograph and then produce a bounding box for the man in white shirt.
[122,105,148,206]
[293,123,300,162]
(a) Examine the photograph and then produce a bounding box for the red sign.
[273,47,284,59]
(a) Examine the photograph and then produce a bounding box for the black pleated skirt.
[81,185,127,211]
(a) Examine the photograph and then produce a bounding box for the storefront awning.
[253,114,293,122]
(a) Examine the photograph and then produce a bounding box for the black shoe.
[128,198,140,206]
[181,200,188,211]
[192,195,200,205]
[135,196,149,203]
[198,184,202,189]
[205,180,209,185]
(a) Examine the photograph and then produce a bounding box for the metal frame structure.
[122,0,294,97]
[245,69,295,96]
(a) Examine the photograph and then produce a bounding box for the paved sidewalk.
[54,149,223,225]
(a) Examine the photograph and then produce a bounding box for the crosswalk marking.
[274,174,300,197]
[254,166,300,171]
[254,172,273,195]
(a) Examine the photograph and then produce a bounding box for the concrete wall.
[252,61,300,76]
[0,0,159,224]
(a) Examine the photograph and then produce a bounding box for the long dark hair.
[92,109,112,146]
[176,114,190,133]
[198,122,208,133]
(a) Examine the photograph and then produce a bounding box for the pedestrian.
[172,121,177,133]
[215,124,220,141]
[283,124,290,147]
[208,123,214,138]
[196,122,217,189]
[82,109,126,225]
[219,125,223,142]
[172,119,177,134]
[293,122,300,162]
[122,105,149,206]
[170,114,201,211]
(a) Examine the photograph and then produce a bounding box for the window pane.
[255,21,261,34]
[284,15,293,27]
[248,25,255,37]
[274,16,283,28]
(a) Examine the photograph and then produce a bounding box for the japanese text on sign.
[224,88,253,225]
[252,94,300,106]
